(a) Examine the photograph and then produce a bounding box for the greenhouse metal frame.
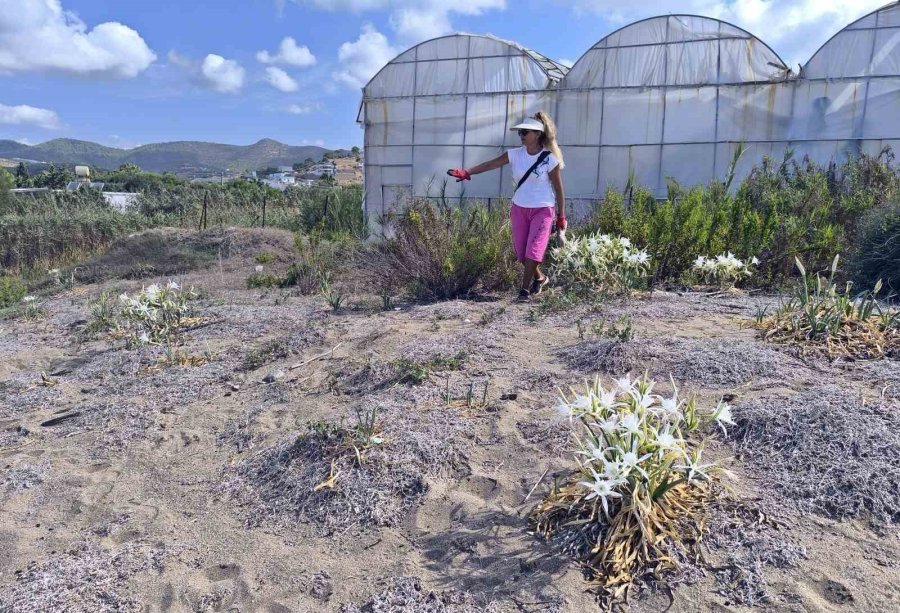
[358,2,900,223]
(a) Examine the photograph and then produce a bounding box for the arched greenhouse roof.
[802,2,900,79]
[561,14,789,89]
[361,33,569,101]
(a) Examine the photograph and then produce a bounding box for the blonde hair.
[534,111,565,170]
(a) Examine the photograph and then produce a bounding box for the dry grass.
[531,478,714,606]
[731,386,900,525]
[339,577,512,613]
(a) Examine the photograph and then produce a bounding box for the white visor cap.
[510,118,544,132]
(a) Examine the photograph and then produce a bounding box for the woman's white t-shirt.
[508,147,559,208]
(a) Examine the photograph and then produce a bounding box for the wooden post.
[199,191,208,231]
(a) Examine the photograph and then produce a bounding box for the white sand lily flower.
[145,284,160,299]
[655,425,686,457]
[138,331,150,344]
[166,280,179,290]
[255,265,264,273]
[597,387,617,412]
[712,401,736,435]
[620,448,651,480]
[597,414,619,435]
[674,449,716,484]
[614,374,634,393]
[22,295,36,303]
[578,468,623,515]
[570,392,595,415]
[751,256,760,265]
[618,413,642,438]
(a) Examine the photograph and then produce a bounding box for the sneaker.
[530,274,549,295]
[516,288,531,302]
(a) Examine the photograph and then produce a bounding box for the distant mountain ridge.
[0,138,334,174]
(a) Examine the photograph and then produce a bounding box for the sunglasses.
[517,129,536,136]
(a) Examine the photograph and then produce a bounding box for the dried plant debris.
[558,340,636,375]
[0,540,163,613]
[339,577,511,613]
[700,500,806,607]
[240,324,325,371]
[560,337,800,386]
[2,460,50,494]
[0,424,30,449]
[516,419,570,457]
[216,405,264,453]
[221,405,469,533]
[732,387,900,524]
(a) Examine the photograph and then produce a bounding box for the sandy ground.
[1,235,898,612]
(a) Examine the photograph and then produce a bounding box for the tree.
[351,146,360,155]
[118,162,141,173]
[14,162,30,188]
[318,173,336,186]
[33,163,71,189]
[0,168,14,209]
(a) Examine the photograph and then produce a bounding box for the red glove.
[447,168,471,182]
[556,215,567,230]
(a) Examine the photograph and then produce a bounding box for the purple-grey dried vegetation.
[0,540,163,613]
[339,577,512,613]
[221,399,472,533]
[732,387,900,524]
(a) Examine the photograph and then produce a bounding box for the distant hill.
[0,138,334,174]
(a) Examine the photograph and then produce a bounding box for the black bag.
[514,150,551,193]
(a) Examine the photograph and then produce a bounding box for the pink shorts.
[510,204,554,262]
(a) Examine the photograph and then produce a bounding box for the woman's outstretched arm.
[448,152,509,181]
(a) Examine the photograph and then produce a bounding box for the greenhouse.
[359,2,900,222]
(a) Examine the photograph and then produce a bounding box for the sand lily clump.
[692,252,757,287]
[755,256,899,359]
[117,281,198,346]
[551,232,651,294]
[531,373,730,606]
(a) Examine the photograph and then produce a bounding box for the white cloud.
[333,24,401,88]
[287,103,319,114]
[292,0,505,42]
[0,0,156,78]
[0,103,61,129]
[256,37,316,67]
[200,54,245,94]
[558,58,574,68]
[265,67,299,92]
[568,0,887,69]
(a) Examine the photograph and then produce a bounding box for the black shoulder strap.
[515,150,551,193]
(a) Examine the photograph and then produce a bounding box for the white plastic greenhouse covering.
[359,3,900,223]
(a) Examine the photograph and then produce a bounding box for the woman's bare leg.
[521,258,540,289]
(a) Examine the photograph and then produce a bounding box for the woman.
[447,111,566,302]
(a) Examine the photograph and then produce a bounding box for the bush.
[371,200,517,301]
[0,276,26,308]
[849,201,900,293]
[580,148,900,286]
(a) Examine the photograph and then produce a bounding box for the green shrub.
[849,201,900,293]
[0,276,27,308]
[579,148,899,286]
[247,272,283,288]
[372,199,517,301]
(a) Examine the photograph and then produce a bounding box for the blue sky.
[0,0,888,150]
